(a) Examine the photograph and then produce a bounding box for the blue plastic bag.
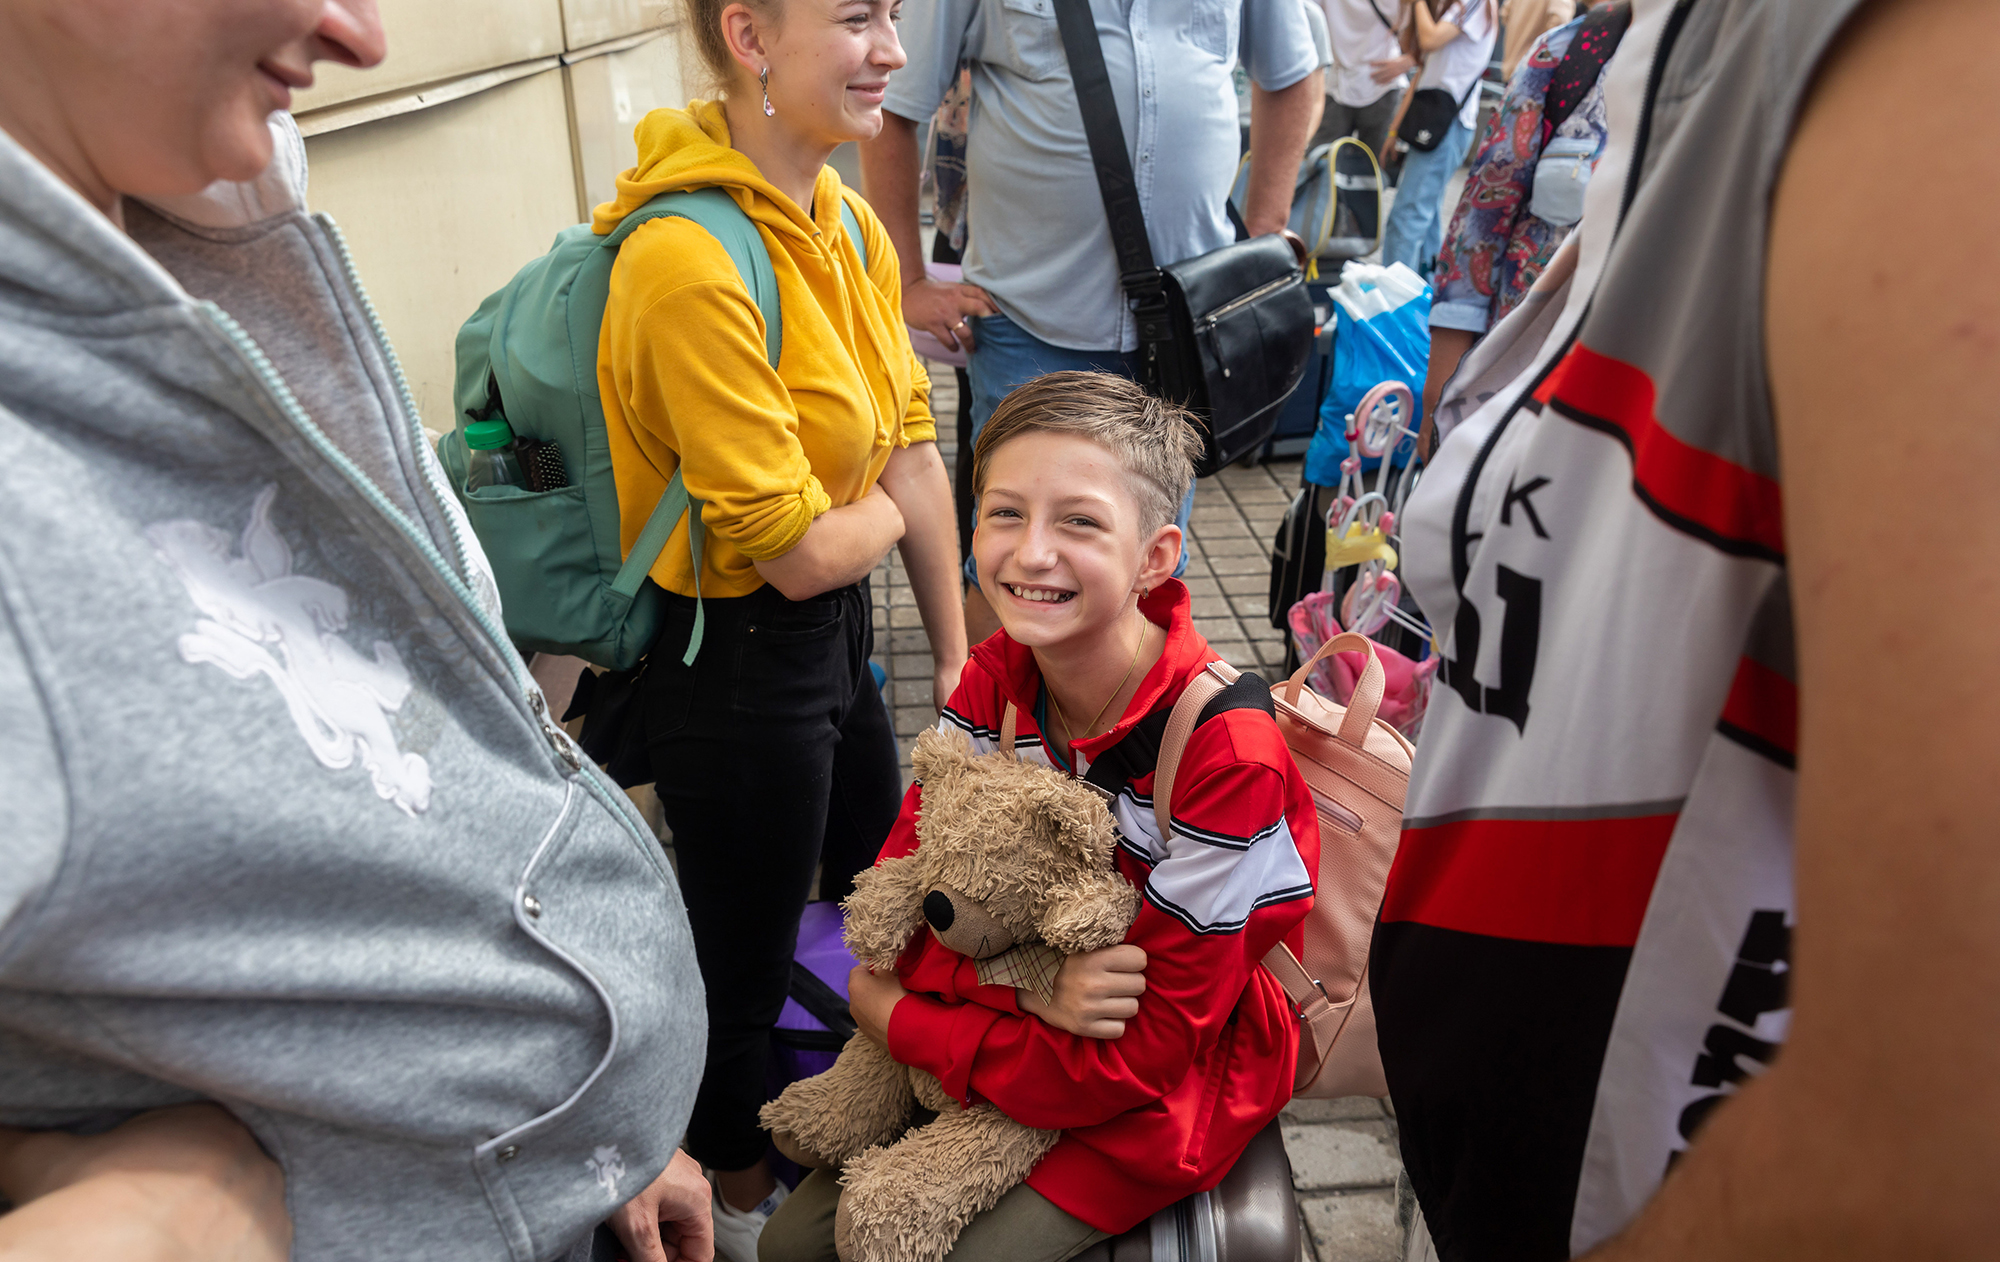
[1306,263,1431,485]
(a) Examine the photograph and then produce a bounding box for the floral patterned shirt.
[1428,17,1610,334]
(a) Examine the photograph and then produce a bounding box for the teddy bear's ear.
[910,724,976,788]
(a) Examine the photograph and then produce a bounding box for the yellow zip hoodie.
[596,100,933,599]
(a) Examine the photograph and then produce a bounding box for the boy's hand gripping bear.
[760,726,1140,1262]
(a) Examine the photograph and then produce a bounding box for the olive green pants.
[757,1167,1110,1262]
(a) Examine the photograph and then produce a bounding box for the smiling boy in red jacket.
[760,372,1321,1262]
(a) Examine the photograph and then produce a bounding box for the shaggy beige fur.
[760,727,1140,1262]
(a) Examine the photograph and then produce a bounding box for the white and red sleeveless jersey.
[1372,0,1868,1256]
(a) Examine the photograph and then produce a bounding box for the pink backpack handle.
[1286,631,1387,749]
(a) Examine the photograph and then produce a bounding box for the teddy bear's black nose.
[923,890,955,932]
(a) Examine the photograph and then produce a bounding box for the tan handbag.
[1154,633,1413,1098]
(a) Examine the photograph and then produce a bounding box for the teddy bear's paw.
[758,1091,864,1170]
[834,1155,963,1262]
[833,1109,1062,1262]
[760,1038,917,1169]
[768,1125,834,1172]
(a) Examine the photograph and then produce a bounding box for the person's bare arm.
[1583,2,2000,1256]
[857,110,995,352]
[0,1105,289,1262]
[752,484,905,601]
[1410,0,1464,52]
[876,439,969,706]
[1418,326,1476,458]
[1244,67,1324,237]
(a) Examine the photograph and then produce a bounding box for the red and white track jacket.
[879,582,1321,1233]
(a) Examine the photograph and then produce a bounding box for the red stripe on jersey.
[1381,812,1677,947]
[1718,654,1798,762]
[1537,343,1785,560]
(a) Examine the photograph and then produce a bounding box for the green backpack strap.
[839,195,868,272]
[604,186,782,365]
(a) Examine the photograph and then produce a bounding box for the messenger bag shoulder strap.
[1050,0,1162,306]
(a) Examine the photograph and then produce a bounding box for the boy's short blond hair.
[971,371,1204,535]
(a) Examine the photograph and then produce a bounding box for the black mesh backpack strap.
[1543,0,1630,133]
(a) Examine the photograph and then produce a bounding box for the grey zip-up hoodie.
[0,119,704,1261]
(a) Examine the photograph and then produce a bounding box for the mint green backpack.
[440,188,865,670]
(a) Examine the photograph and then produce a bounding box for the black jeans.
[643,580,902,1171]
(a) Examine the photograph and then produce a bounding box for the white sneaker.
[709,1177,788,1262]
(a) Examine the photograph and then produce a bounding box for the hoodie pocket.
[478,780,701,1261]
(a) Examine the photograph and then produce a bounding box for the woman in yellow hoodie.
[593,0,964,1250]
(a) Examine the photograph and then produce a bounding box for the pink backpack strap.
[1149,660,1236,842]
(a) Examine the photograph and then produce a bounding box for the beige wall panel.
[564,0,679,48]
[304,71,578,435]
[292,0,564,113]
[567,33,699,215]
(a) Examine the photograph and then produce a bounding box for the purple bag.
[769,901,859,1089]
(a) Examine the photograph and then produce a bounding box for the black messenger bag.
[1052,0,1314,476]
[1396,73,1481,152]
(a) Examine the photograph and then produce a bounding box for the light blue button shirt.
[887,0,1318,352]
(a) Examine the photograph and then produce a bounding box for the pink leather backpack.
[1154,632,1412,1098]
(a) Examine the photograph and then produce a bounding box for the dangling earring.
[759,67,775,117]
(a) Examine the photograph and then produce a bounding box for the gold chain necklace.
[1050,620,1151,753]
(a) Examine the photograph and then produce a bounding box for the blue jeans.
[962,311,1194,585]
[1381,117,1476,277]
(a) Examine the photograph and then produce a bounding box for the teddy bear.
[759,725,1141,1262]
